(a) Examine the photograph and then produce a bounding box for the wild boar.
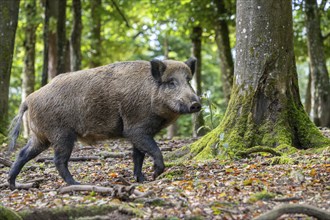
[8,58,201,189]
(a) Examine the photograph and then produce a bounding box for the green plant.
[197,92,224,134]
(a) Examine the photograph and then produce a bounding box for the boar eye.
[168,79,176,88]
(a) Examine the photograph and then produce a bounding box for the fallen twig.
[118,176,131,186]
[0,179,43,190]
[101,151,131,159]
[58,184,136,200]
[132,190,154,199]
[272,197,303,202]
[160,146,173,151]
[36,152,131,163]
[253,204,330,220]
[36,156,100,163]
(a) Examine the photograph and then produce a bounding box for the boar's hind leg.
[128,135,165,181]
[133,146,145,182]
[8,136,50,190]
[53,131,79,185]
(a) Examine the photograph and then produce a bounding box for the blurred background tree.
[2,0,330,141]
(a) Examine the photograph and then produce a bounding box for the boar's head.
[150,57,201,115]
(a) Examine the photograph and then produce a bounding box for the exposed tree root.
[236,146,282,157]
[253,204,330,220]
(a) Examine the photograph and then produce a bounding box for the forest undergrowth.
[0,129,329,219]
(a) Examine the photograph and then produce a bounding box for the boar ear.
[185,57,197,76]
[150,59,166,83]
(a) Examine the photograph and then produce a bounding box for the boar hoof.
[152,170,164,180]
[9,183,16,191]
[135,174,145,183]
[8,178,16,190]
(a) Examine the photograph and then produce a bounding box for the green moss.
[162,169,184,180]
[248,190,276,203]
[276,144,297,154]
[0,206,22,220]
[269,154,296,165]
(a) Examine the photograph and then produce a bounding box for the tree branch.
[319,0,327,12]
[110,0,130,28]
[253,204,330,220]
[322,32,330,41]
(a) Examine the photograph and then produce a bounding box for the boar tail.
[8,101,28,153]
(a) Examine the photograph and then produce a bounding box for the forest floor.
[0,129,329,220]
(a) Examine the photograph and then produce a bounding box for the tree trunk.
[48,0,59,79]
[304,66,311,116]
[56,0,67,75]
[164,35,178,139]
[186,0,329,160]
[22,0,38,138]
[90,0,102,68]
[70,0,82,71]
[191,26,206,137]
[305,0,330,127]
[214,0,234,104]
[41,0,50,86]
[0,0,20,135]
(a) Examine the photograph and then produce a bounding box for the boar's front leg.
[133,146,145,182]
[128,135,165,181]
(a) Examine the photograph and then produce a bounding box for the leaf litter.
[0,135,329,219]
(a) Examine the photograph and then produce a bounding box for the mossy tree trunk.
[187,0,330,160]
[0,0,20,136]
[191,26,206,137]
[22,0,38,138]
[305,0,330,127]
[214,0,234,104]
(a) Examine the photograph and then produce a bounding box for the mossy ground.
[0,206,22,220]
[184,85,330,161]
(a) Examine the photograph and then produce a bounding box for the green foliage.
[8,0,330,138]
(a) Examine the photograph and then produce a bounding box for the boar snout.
[190,101,201,113]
